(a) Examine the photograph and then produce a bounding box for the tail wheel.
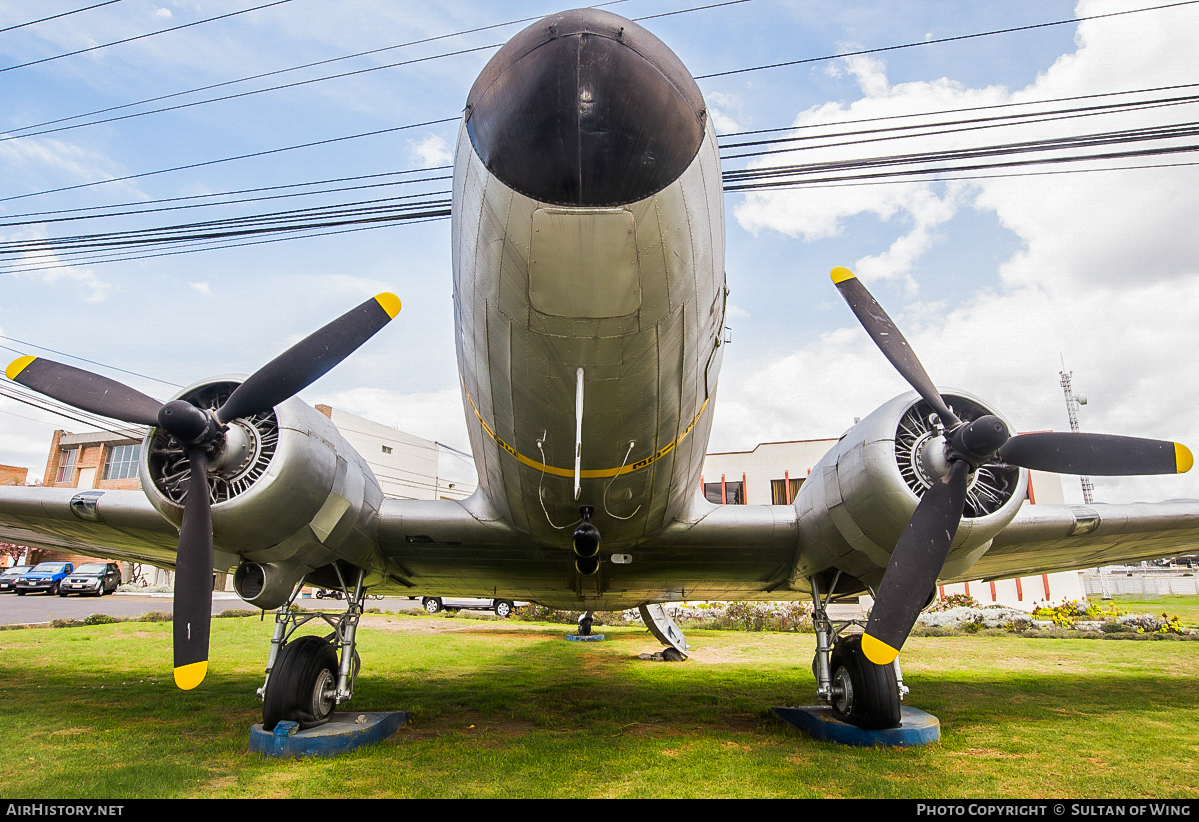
[262,635,339,731]
[829,634,901,730]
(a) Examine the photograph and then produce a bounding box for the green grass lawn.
[1,613,1196,798]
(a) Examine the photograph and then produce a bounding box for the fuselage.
[453,8,726,549]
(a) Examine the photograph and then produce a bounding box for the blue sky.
[2,0,1197,505]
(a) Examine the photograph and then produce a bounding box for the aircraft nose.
[465,8,708,207]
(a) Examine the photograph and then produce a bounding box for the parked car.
[421,596,518,617]
[15,562,73,596]
[0,565,34,593]
[59,562,122,597]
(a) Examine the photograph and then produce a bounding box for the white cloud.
[406,134,452,168]
[189,281,212,297]
[706,91,744,134]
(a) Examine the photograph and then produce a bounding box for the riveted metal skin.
[465,8,706,208]
[453,27,725,555]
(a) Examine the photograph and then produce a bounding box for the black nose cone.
[465,8,707,207]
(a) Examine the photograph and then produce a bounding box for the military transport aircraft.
[2,7,1197,732]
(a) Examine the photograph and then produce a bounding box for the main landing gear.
[810,572,906,730]
[258,567,365,731]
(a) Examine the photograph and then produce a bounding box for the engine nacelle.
[791,390,1028,590]
[138,376,385,609]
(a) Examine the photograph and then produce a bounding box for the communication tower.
[1059,367,1095,504]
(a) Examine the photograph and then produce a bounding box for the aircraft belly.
[453,120,725,557]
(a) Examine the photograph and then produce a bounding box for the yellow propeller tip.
[1176,443,1193,474]
[861,633,899,665]
[5,355,36,381]
[173,660,208,690]
[374,292,402,319]
[830,266,856,284]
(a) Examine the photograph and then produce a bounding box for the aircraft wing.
[0,486,181,568]
[944,499,1199,583]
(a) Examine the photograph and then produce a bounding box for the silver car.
[421,597,517,617]
[59,562,122,597]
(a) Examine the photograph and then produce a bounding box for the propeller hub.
[158,400,223,446]
[916,434,952,483]
[950,415,1010,466]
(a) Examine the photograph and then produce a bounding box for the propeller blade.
[830,267,961,428]
[216,293,401,423]
[863,459,971,665]
[5,356,162,427]
[998,432,1193,476]
[173,449,213,690]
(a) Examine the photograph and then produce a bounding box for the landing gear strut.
[258,567,365,731]
[810,572,906,730]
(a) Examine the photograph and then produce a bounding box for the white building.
[701,439,1085,611]
[315,405,476,501]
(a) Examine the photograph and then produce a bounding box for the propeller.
[5,292,401,689]
[829,266,1192,666]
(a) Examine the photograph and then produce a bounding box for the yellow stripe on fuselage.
[462,382,709,479]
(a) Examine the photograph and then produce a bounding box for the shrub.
[217,608,258,618]
[82,614,118,625]
[927,593,980,612]
[138,611,172,623]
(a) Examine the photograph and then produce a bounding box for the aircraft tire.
[262,636,339,731]
[828,634,901,730]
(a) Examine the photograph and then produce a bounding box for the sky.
[1,0,1197,505]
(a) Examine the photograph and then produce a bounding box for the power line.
[716,81,1199,139]
[0,117,459,204]
[0,0,296,74]
[0,1,125,35]
[0,335,178,387]
[695,0,1199,80]
[0,166,451,221]
[0,0,741,143]
[0,381,145,439]
[1,43,501,143]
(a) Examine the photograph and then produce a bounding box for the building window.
[771,478,804,505]
[703,480,745,505]
[55,448,77,483]
[103,443,141,480]
[381,446,393,455]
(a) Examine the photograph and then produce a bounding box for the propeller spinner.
[829,266,1191,666]
[5,292,401,689]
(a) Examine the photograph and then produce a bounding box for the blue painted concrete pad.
[566,634,605,641]
[249,711,409,758]
[772,705,940,747]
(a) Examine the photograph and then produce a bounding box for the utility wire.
[0,0,738,142]
[695,0,1199,80]
[2,1,1183,203]
[0,1,125,35]
[0,381,145,438]
[717,81,1199,139]
[0,166,451,221]
[0,117,459,204]
[0,334,178,387]
[0,0,296,74]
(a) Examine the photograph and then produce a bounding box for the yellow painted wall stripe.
[463,383,709,479]
[5,355,36,381]
[374,292,402,319]
[830,266,856,284]
[1176,443,1193,474]
[173,660,207,690]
